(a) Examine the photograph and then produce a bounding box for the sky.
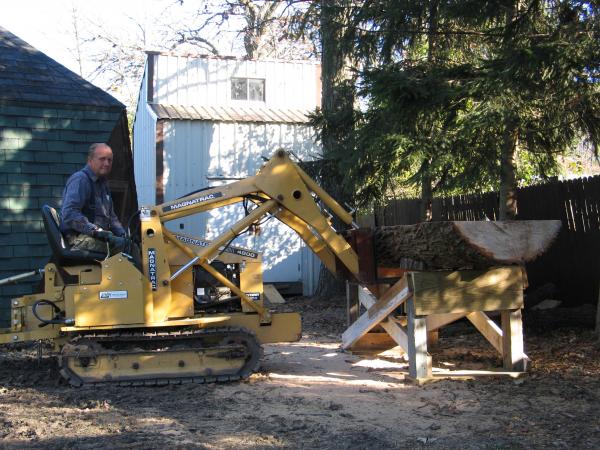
[2,0,146,74]
[0,0,235,104]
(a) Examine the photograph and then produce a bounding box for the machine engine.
[193,262,242,313]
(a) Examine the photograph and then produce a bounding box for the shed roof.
[0,26,123,108]
[150,104,312,124]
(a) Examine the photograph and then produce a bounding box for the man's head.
[87,143,113,178]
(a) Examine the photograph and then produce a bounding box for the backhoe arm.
[153,149,359,280]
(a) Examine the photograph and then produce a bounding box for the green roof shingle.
[0,26,124,108]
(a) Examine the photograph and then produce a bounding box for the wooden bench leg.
[427,330,439,347]
[342,278,411,350]
[357,285,410,352]
[407,296,432,379]
[501,309,527,371]
[346,281,360,327]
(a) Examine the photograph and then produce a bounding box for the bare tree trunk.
[240,0,280,58]
[420,171,433,221]
[316,0,355,297]
[497,1,522,221]
[418,0,438,222]
[427,0,440,62]
[69,5,84,77]
[499,119,518,220]
[321,0,354,156]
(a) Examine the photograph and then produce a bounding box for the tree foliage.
[329,0,600,217]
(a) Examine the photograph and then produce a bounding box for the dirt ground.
[1,296,599,450]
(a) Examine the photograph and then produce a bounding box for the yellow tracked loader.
[0,150,361,386]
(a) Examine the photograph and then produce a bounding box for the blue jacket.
[60,165,125,237]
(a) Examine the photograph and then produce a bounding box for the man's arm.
[109,207,126,237]
[61,173,98,236]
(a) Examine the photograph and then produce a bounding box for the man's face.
[88,145,113,177]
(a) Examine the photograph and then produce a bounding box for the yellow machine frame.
[1,150,360,348]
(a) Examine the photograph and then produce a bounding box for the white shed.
[133,52,322,295]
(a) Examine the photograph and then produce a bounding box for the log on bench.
[372,220,561,270]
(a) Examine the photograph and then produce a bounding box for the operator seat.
[41,204,106,265]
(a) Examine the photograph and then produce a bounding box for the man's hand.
[93,228,129,249]
[93,229,113,240]
[108,235,128,249]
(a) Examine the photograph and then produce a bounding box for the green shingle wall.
[0,103,121,327]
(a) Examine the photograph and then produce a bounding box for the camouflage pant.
[67,234,125,256]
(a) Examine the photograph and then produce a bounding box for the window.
[231,78,265,101]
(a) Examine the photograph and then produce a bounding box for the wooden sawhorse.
[342,267,527,380]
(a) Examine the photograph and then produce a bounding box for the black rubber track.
[58,327,263,387]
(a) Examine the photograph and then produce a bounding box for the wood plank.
[596,274,600,334]
[377,267,406,280]
[406,296,431,379]
[358,285,409,351]
[358,285,377,308]
[570,178,589,297]
[263,284,285,304]
[409,267,523,315]
[585,177,600,231]
[501,309,527,371]
[466,311,503,354]
[341,277,411,350]
[570,179,585,233]
[346,282,360,326]
[426,312,468,331]
[380,317,409,351]
[353,228,377,283]
[350,332,397,352]
[427,330,439,346]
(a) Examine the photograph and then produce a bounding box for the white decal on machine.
[139,206,152,222]
[148,248,158,291]
[99,291,128,300]
[163,192,223,212]
[174,234,258,259]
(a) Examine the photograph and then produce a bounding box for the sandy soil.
[1,296,599,450]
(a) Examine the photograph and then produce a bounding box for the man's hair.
[88,143,111,160]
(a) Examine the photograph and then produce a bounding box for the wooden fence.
[376,176,600,307]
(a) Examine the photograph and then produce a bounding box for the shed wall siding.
[133,62,158,206]
[160,119,321,287]
[153,56,320,111]
[0,104,121,325]
[134,55,323,294]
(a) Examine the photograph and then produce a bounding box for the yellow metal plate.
[223,312,302,344]
[61,316,230,332]
[0,327,62,344]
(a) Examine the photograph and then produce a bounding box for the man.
[60,143,127,255]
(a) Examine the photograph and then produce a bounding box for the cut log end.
[452,220,561,264]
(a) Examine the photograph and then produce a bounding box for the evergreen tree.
[340,0,600,219]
